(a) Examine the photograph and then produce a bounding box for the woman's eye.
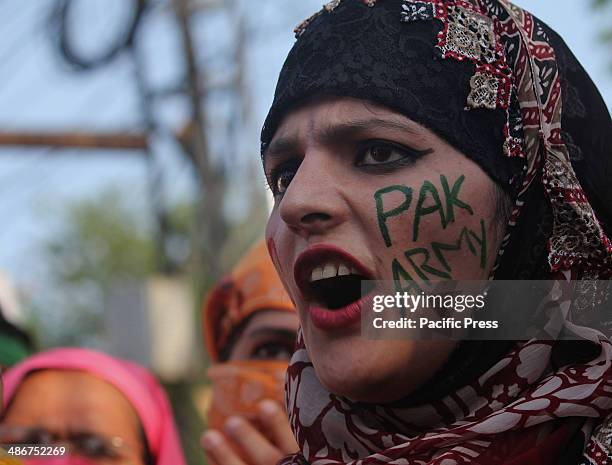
[76,435,118,458]
[357,142,415,167]
[269,161,299,196]
[275,171,295,195]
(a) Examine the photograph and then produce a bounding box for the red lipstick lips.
[293,244,375,330]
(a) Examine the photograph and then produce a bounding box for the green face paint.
[375,174,488,286]
[375,185,413,248]
[440,174,474,223]
[392,258,421,293]
[412,175,474,242]
[430,232,469,273]
[403,248,452,280]
[468,219,488,269]
[412,180,445,242]
[392,222,488,282]
[375,175,475,247]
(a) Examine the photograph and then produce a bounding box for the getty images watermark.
[372,289,495,330]
[361,280,612,340]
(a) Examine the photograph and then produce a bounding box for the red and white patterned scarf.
[281,1,612,464]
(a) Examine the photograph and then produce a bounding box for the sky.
[0,0,610,299]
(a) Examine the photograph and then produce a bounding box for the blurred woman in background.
[201,238,298,465]
[1,348,185,465]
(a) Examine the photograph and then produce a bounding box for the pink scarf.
[2,348,186,465]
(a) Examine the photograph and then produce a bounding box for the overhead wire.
[51,0,147,71]
[0,58,145,209]
[0,0,183,263]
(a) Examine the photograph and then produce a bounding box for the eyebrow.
[263,117,423,168]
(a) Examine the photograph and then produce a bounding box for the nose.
[278,152,347,239]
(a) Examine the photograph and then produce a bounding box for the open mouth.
[294,246,376,311]
[310,268,371,309]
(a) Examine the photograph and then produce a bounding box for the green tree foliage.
[33,187,210,465]
[32,185,268,465]
[46,189,157,287]
[33,183,268,348]
[32,188,159,347]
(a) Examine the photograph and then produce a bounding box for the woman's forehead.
[264,97,428,161]
[11,370,139,420]
[273,97,415,135]
[6,370,141,435]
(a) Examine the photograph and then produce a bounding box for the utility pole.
[174,0,227,281]
[130,38,174,275]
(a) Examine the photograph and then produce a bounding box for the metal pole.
[174,0,226,281]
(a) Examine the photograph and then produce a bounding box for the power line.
[0,68,148,201]
[52,0,146,71]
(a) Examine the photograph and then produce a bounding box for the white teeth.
[338,264,350,276]
[308,262,363,282]
[311,267,324,282]
[322,264,337,279]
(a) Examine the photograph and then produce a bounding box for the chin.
[316,368,403,403]
[306,334,427,402]
[307,331,458,403]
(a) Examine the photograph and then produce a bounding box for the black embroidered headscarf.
[262,0,528,194]
[261,0,611,242]
[260,0,612,463]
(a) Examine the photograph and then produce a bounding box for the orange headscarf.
[202,238,295,433]
[203,238,294,361]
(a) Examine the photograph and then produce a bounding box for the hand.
[202,400,298,465]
